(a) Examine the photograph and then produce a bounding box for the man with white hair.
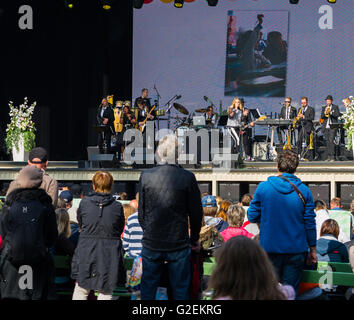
[138,134,203,300]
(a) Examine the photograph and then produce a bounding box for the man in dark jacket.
[97,97,115,154]
[0,165,58,300]
[248,150,317,296]
[138,134,203,300]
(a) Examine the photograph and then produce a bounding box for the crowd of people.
[0,144,353,301]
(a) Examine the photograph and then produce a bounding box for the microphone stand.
[153,84,161,131]
[164,95,179,130]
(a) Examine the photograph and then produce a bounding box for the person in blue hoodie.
[317,219,349,263]
[248,150,317,295]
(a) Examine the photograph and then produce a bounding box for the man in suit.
[97,97,115,154]
[277,96,297,145]
[297,97,315,160]
[320,95,340,162]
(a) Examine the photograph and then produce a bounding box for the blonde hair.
[92,171,113,193]
[157,134,179,164]
[203,207,218,217]
[228,98,243,113]
[217,200,231,221]
[122,204,135,223]
[55,208,71,238]
[226,204,246,228]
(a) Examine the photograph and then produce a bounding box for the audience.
[123,203,135,224]
[54,208,76,256]
[220,204,254,242]
[208,236,294,300]
[122,204,143,258]
[203,195,228,232]
[71,171,125,300]
[216,200,231,221]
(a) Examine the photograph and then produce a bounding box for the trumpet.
[324,106,331,117]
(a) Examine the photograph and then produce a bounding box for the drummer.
[204,106,217,128]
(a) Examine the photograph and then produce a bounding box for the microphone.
[176,95,182,99]
[203,96,208,102]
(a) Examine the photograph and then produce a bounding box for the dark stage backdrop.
[0,0,132,160]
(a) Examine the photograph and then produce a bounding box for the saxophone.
[283,129,292,150]
[309,131,314,150]
[292,106,303,129]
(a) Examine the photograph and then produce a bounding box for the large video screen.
[132,0,353,127]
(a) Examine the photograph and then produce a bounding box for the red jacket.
[220,227,254,242]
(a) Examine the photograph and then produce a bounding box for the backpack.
[4,199,47,267]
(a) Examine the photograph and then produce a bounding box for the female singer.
[227,98,243,155]
[240,99,255,161]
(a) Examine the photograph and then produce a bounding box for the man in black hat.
[6,147,58,206]
[320,95,340,162]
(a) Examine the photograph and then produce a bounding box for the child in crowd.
[54,208,76,256]
[208,236,294,300]
[202,195,229,232]
[220,204,254,242]
[216,200,231,221]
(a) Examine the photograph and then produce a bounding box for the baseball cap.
[202,195,217,208]
[29,147,48,164]
[59,190,73,203]
[17,165,43,189]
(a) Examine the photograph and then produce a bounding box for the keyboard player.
[276,97,297,145]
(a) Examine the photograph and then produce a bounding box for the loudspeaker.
[89,154,118,168]
[249,183,259,195]
[254,135,268,142]
[218,182,240,202]
[253,142,268,160]
[315,146,328,161]
[307,183,330,205]
[87,146,99,159]
[338,183,354,210]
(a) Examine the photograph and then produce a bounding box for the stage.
[0,160,353,206]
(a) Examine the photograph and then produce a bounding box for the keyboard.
[256,119,293,126]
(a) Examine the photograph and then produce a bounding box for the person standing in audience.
[71,171,126,300]
[216,200,231,221]
[6,147,58,207]
[0,165,58,300]
[203,195,229,233]
[138,134,203,300]
[220,204,254,241]
[54,208,76,257]
[317,219,349,263]
[248,150,317,296]
[209,236,294,300]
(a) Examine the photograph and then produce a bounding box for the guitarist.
[136,98,156,152]
[241,106,255,161]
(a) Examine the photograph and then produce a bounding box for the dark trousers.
[242,129,252,157]
[98,130,111,154]
[267,252,307,296]
[141,246,191,300]
[324,128,337,159]
[297,127,313,160]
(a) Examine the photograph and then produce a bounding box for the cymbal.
[173,103,189,115]
[195,108,206,113]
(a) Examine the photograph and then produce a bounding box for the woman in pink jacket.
[221,204,254,242]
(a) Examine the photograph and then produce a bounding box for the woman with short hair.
[71,171,125,300]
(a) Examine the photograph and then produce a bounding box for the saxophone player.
[320,95,340,162]
[297,97,315,160]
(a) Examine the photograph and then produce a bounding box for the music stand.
[250,109,261,119]
[93,125,108,154]
[329,123,343,129]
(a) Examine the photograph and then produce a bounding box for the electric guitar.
[138,105,156,132]
[240,115,267,132]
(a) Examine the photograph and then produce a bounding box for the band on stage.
[96,90,347,163]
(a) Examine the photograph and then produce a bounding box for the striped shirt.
[122,212,143,257]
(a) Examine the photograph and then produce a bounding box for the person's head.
[122,204,135,224]
[92,171,113,194]
[276,150,299,174]
[69,184,83,199]
[101,98,107,106]
[267,31,283,47]
[208,236,286,300]
[201,192,209,198]
[300,97,308,107]
[202,195,218,217]
[141,88,148,98]
[119,192,127,200]
[217,200,231,221]
[215,196,223,207]
[330,197,342,209]
[320,219,340,239]
[226,204,246,228]
[55,208,71,238]
[284,97,291,106]
[343,97,351,107]
[16,165,43,189]
[123,106,130,114]
[135,192,139,203]
[314,199,327,211]
[206,106,213,115]
[157,134,179,164]
[28,147,49,170]
[129,199,138,211]
[136,97,145,110]
[325,95,333,106]
[59,190,73,209]
[232,97,243,110]
[241,193,253,206]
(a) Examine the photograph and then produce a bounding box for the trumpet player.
[297,97,315,160]
[320,95,340,162]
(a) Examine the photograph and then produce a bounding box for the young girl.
[208,236,292,300]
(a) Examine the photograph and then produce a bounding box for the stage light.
[206,0,218,6]
[289,0,299,4]
[64,0,74,9]
[174,0,184,8]
[327,0,336,3]
[102,0,111,10]
[133,0,144,9]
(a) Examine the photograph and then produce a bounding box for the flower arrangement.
[340,96,354,151]
[5,97,36,153]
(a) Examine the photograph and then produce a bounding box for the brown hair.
[314,200,327,211]
[55,208,71,238]
[92,171,113,193]
[330,197,341,208]
[241,193,253,206]
[276,150,299,174]
[226,204,246,228]
[119,192,127,200]
[122,204,135,223]
[217,200,231,221]
[301,96,308,102]
[320,219,339,238]
[203,207,218,217]
[209,236,286,300]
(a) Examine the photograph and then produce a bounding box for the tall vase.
[12,133,29,162]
